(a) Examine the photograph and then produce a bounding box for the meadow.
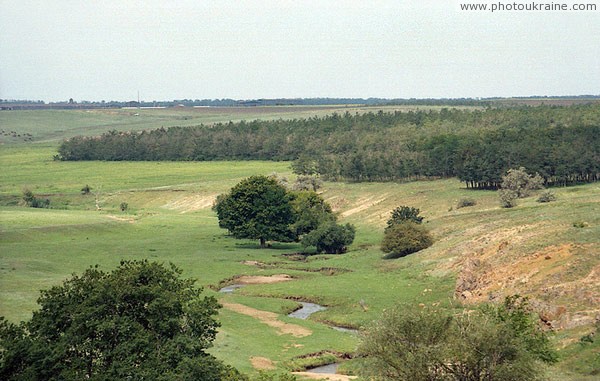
[1,107,598,379]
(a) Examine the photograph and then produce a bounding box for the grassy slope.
[1,108,598,378]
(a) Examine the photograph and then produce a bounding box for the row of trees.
[213,175,355,253]
[56,105,600,188]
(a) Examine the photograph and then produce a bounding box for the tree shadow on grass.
[233,241,304,251]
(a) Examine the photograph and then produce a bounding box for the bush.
[291,175,322,192]
[357,297,557,381]
[501,167,544,198]
[456,198,476,209]
[22,188,50,208]
[537,190,557,203]
[301,222,355,254]
[498,189,518,208]
[119,202,129,212]
[381,222,433,259]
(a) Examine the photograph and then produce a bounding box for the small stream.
[288,302,326,319]
[219,285,355,375]
[219,284,245,293]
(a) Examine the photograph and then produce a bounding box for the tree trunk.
[260,237,266,248]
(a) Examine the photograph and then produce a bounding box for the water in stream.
[219,284,245,293]
[288,302,327,319]
[307,363,338,374]
[219,286,353,375]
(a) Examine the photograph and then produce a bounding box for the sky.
[1,0,599,102]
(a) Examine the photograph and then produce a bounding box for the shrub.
[291,175,322,192]
[537,190,557,203]
[357,297,557,381]
[119,202,129,212]
[456,198,476,209]
[381,222,433,259]
[498,189,518,208]
[501,167,544,198]
[301,222,355,254]
[22,188,50,208]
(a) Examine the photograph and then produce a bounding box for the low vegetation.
[456,197,476,209]
[357,296,557,381]
[21,189,50,209]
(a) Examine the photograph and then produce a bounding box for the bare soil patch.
[250,356,276,370]
[235,274,294,284]
[455,242,600,329]
[222,302,312,337]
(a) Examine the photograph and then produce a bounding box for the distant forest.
[3,95,599,109]
[57,104,600,188]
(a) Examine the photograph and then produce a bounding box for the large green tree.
[214,175,296,247]
[0,260,245,381]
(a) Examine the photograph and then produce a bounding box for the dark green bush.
[301,222,355,254]
[381,222,433,259]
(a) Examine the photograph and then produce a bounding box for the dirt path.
[221,302,312,337]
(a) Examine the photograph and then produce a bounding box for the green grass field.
[1,108,598,379]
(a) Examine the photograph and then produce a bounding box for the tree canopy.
[0,260,245,381]
[214,175,297,247]
[385,206,424,229]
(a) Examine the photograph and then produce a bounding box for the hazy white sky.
[1,0,599,102]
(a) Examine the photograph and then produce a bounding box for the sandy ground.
[221,302,312,337]
[250,356,276,370]
[235,274,293,284]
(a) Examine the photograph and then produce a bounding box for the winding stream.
[219,284,355,375]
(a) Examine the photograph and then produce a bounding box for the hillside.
[0,108,599,379]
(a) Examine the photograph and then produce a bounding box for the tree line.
[57,105,600,188]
